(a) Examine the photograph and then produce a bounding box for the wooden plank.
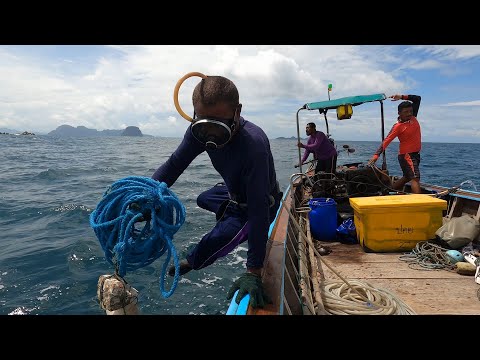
[316,242,480,314]
[447,197,458,219]
[322,261,461,279]
[269,195,291,244]
[249,194,292,315]
[249,240,286,315]
[316,242,423,263]
[358,278,480,315]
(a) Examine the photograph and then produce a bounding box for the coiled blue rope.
[89,176,186,298]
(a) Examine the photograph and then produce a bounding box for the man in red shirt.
[368,94,422,193]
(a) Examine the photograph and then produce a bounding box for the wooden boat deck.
[239,175,480,316]
[317,241,480,315]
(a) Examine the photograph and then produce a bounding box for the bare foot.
[168,259,192,276]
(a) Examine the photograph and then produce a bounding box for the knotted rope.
[284,198,415,315]
[399,241,456,271]
[90,176,186,298]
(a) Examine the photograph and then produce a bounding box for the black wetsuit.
[152,117,281,269]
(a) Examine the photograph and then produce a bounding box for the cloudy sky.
[1,45,479,143]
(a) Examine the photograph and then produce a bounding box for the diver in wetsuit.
[152,75,282,308]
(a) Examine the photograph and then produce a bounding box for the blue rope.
[89,176,186,298]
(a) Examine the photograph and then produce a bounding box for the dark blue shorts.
[398,152,420,180]
[186,183,281,270]
[315,153,337,177]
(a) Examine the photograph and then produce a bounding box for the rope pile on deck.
[399,241,456,271]
[284,195,416,315]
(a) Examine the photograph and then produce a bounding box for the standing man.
[297,122,337,176]
[152,75,282,309]
[368,94,422,193]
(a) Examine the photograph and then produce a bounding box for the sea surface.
[1,134,479,315]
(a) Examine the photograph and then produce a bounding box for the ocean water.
[1,134,479,315]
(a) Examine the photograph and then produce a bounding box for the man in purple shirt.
[297,122,337,177]
[152,75,281,309]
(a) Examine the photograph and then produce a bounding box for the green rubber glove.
[226,272,272,308]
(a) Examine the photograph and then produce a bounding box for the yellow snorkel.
[173,72,208,122]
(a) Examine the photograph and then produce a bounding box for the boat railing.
[289,172,314,189]
[280,178,331,314]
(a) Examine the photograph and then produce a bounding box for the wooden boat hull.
[227,91,480,315]
[228,173,480,315]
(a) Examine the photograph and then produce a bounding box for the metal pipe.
[323,111,329,137]
[296,108,303,174]
[290,173,314,190]
[380,100,387,170]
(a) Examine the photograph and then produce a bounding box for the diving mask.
[191,115,236,150]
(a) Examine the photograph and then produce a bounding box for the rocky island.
[48,125,145,137]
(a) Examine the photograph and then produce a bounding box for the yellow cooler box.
[349,194,447,252]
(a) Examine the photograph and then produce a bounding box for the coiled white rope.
[321,279,416,315]
[287,194,416,315]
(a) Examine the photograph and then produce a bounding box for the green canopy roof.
[305,93,386,111]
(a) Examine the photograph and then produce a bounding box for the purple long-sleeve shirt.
[152,117,278,269]
[301,130,337,163]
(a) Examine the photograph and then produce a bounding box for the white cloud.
[441,100,480,106]
[1,45,480,142]
[414,45,480,60]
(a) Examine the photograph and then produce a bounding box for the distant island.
[276,136,307,140]
[48,125,147,137]
[0,126,307,139]
[0,131,35,136]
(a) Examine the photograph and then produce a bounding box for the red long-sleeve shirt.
[373,95,422,159]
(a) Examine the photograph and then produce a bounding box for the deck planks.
[317,242,480,315]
